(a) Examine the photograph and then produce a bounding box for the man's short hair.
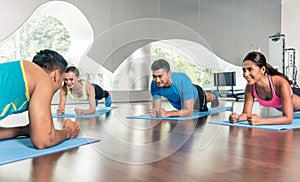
[32,49,68,73]
[151,59,170,72]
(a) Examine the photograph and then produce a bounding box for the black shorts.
[193,84,208,112]
[91,84,109,100]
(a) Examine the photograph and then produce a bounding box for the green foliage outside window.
[152,47,213,88]
[0,15,70,62]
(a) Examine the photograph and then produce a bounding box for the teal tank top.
[0,60,30,120]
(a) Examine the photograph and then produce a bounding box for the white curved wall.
[0,0,281,71]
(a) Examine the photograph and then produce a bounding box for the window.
[0,1,94,81]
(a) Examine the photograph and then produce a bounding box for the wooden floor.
[1,100,300,182]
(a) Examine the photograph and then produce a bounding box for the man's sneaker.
[211,90,220,108]
[105,96,112,107]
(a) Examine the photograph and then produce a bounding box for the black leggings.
[91,83,109,100]
[193,84,208,112]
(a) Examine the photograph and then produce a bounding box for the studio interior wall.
[282,0,300,85]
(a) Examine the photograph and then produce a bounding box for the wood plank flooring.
[0,100,299,182]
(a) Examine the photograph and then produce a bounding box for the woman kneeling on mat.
[229,51,300,125]
[56,66,111,116]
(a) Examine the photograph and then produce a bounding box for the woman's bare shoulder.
[271,75,290,85]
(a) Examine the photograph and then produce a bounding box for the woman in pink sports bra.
[229,51,300,125]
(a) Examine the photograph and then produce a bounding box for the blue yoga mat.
[126,106,233,121]
[0,137,100,165]
[294,113,300,118]
[209,119,300,131]
[52,107,117,118]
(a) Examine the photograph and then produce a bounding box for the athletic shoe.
[211,90,220,108]
[95,99,99,107]
[105,96,112,107]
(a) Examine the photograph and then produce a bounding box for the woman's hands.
[229,112,239,123]
[229,112,262,126]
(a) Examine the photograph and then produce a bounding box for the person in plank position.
[229,51,300,125]
[0,49,80,149]
[150,59,220,118]
[56,66,111,116]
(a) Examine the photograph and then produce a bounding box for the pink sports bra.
[253,76,292,108]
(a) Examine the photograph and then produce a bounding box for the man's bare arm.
[29,79,80,149]
[57,88,67,115]
[160,99,194,117]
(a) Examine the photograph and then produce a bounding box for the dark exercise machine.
[214,71,244,101]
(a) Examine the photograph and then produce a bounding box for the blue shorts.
[0,60,30,120]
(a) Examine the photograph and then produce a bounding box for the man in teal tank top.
[0,49,80,149]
